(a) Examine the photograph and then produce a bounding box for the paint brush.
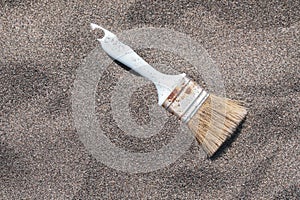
[91,23,247,157]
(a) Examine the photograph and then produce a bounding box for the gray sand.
[1,1,299,199]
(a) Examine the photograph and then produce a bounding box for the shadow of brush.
[113,59,141,77]
[210,117,247,160]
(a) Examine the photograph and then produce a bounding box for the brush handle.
[91,23,186,105]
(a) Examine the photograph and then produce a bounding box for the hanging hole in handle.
[91,23,105,40]
[90,23,117,42]
[92,28,105,40]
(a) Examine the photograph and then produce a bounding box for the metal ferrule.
[162,77,209,123]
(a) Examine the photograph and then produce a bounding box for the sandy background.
[0,0,299,199]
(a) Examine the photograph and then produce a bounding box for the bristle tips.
[187,94,247,157]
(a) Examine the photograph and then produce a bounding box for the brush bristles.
[187,94,247,157]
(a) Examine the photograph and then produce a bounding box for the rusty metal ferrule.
[162,77,209,123]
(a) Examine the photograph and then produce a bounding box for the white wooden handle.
[91,23,186,105]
